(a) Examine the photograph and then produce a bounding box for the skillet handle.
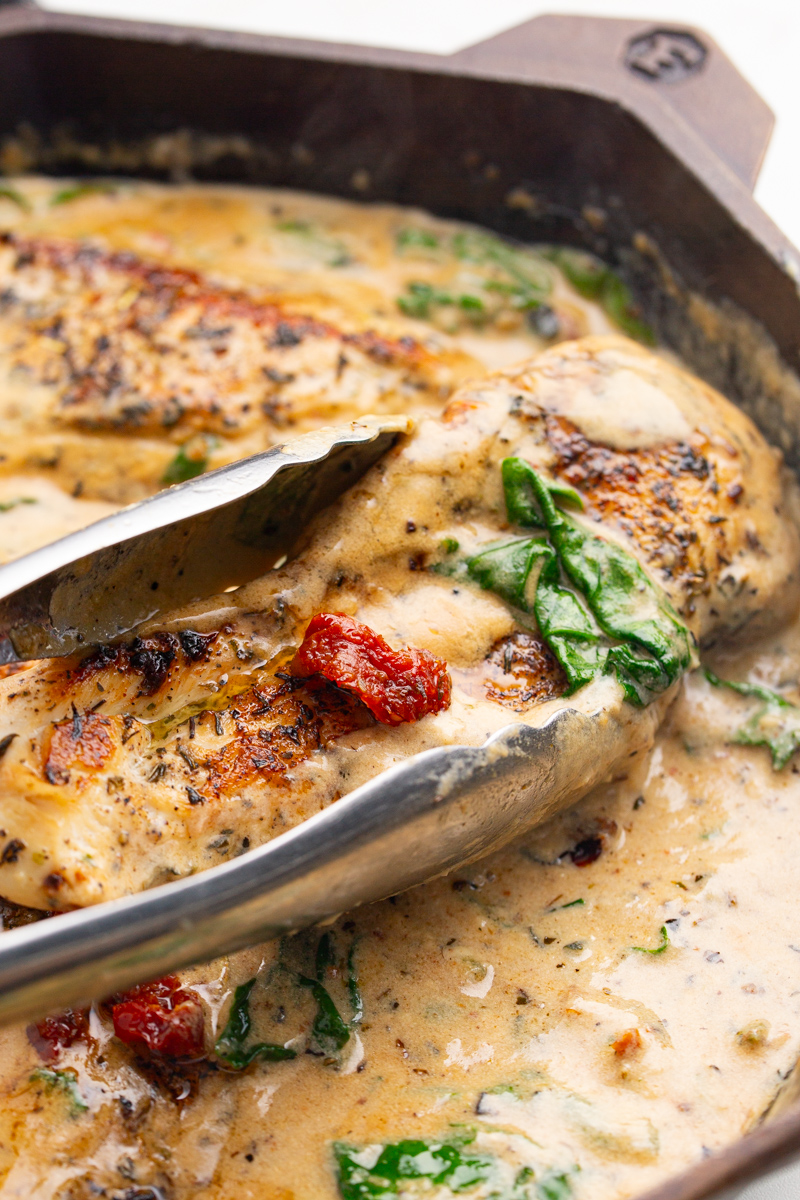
[452,15,773,192]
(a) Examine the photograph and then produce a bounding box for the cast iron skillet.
[0,5,798,1197]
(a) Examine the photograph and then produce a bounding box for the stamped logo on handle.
[625,29,707,83]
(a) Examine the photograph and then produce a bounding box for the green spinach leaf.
[300,975,351,1054]
[334,1138,571,1199]
[162,446,208,486]
[396,230,552,326]
[162,435,218,485]
[466,534,603,692]
[335,1138,500,1198]
[275,219,351,267]
[397,281,450,319]
[537,1173,574,1200]
[397,281,485,322]
[545,247,654,345]
[533,567,606,694]
[467,538,554,612]
[50,181,117,206]
[546,247,608,299]
[705,669,800,769]
[507,459,694,704]
[395,227,440,252]
[0,187,30,211]
[452,231,551,304]
[215,978,297,1070]
[600,272,655,345]
[501,457,582,527]
[316,931,336,981]
[348,940,364,1026]
[468,459,693,702]
[300,933,361,1053]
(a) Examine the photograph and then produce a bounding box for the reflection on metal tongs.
[0,416,610,1026]
[0,416,411,662]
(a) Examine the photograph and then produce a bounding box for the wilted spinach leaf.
[215,978,297,1070]
[705,669,800,769]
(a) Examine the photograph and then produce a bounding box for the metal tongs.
[0,418,607,1025]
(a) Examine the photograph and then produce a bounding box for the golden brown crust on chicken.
[481,632,567,710]
[505,336,799,638]
[42,662,370,808]
[0,232,468,439]
[69,628,219,694]
[201,675,372,798]
[0,335,796,911]
[0,629,374,907]
[545,415,739,610]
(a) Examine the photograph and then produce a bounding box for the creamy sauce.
[1,646,799,1200]
[0,177,616,544]
[0,179,797,1200]
[524,347,694,449]
[0,476,115,563]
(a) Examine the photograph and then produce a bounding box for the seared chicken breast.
[0,335,795,911]
[0,178,631,532]
[0,232,474,503]
[2,182,800,1200]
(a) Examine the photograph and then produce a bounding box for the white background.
[39,0,800,250]
[35,1,800,1195]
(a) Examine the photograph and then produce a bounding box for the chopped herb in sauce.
[0,187,30,211]
[29,1066,88,1116]
[215,978,297,1070]
[395,227,440,252]
[397,282,486,323]
[162,434,218,485]
[347,940,364,1025]
[0,496,36,513]
[632,925,669,955]
[300,974,352,1055]
[452,230,551,307]
[275,219,351,266]
[50,181,118,206]
[543,246,655,345]
[392,229,652,342]
[705,668,800,769]
[551,898,585,912]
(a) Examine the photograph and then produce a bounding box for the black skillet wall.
[1,27,800,461]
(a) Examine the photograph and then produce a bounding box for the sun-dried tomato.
[291,612,451,726]
[112,975,204,1059]
[612,1028,642,1057]
[569,836,603,867]
[28,1008,89,1062]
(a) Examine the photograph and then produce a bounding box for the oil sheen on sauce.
[0,179,797,1200]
